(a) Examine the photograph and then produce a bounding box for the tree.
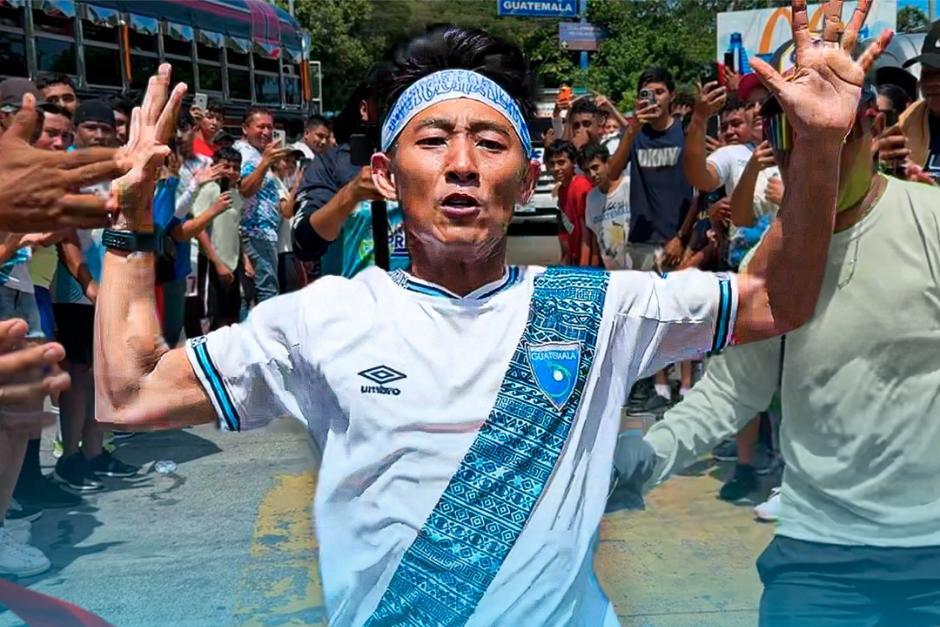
[897,6,931,33]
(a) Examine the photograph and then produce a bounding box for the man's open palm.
[750,0,891,142]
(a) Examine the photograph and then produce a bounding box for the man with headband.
[93,2,887,623]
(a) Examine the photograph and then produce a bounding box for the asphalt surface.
[2,236,778,626]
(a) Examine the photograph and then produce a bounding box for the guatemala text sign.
[497,0,578,18]
[716,0,896,72]
[559,22,607,51]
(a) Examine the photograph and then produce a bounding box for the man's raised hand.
[749,0,891,144]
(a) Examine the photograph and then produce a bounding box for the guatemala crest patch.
[526,341,582,410]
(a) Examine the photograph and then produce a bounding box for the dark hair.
[304,114,331,132]
[578,142,609,167]
[720,94,746,117]
[383,25,536,124]
[36,73,74,91]
[876,83,911,114]
[548,139,577,163]
[36,102,71,120]
[242,105,272,126]
[570,98,600,117]
[332,63,391,145]
[109,95,133,118]
[206,98,225,116]
[213,146,242,165]
[637,67,675,93]
[178,109,195,131]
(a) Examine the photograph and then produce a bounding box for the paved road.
[3,236,778,625]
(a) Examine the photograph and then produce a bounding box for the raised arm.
[683,82,727,192]
[733,0,889,344]
[729,141,775,227]
[94,64,215,431]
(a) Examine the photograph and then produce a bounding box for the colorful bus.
[0,0,322,130]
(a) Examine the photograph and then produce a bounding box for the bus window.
[253,53,280,105]
[196,39,222,94]
[199,63,222,92]
[82,13,121,88]
[283,61,301,107]
[34,4,76,76]
[0,5,27,78]
[229,67,251,101]
[162,24,194,94]
[130,56,158,91]
[130,30,157,54]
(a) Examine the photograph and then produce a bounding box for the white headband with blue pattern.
[380,69,534,159]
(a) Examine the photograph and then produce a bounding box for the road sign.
[497,0,578,18]
[559,22,607,51]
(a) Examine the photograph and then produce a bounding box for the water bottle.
[728,32,751,75]
[154,460,177,475]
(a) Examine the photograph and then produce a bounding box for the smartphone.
[273,129,286,146]
[706,115,719,139]
[881,109,904,176]
[193,92,208,111]
[638,88,655,108]
[884,109,899,128]
[218,178,230,193]
[700,62,720,86]
[723,51,735,74]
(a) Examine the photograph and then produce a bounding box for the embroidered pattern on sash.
[365,267,609,626]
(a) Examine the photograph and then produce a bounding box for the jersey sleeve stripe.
[711,277,733,353]
[189,339,241,431]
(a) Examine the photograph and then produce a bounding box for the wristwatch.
[102,229,163,254]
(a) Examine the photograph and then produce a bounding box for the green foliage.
[897,6,931,33]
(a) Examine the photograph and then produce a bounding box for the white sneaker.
[0,527,51,577]
[754,488,781,522]
[2,520,31,544]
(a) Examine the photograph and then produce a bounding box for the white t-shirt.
[585,176,631,270]
[185,265,737,626]
[706,143,780,219]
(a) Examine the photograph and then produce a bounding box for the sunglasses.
[571,120,594,131]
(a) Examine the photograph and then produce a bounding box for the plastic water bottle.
[728,32,751,75]
[154,460,177,475]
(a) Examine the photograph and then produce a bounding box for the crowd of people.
[0,72,336,578]
[0,2,938,624]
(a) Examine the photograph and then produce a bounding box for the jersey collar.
[389,266,522,301]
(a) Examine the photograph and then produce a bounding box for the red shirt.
[193,134,216,158]
[558,174,593,265]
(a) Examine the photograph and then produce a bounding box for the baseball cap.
[737,73,764,102]
[0,77,40,113]
[73,99,116,128]
[903,20,940,70]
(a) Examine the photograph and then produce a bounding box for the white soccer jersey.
[186,265,737,626]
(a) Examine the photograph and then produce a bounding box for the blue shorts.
[0,285,45,339]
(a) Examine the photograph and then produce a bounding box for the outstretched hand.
[112,63,187,231]
[749,0,891,144]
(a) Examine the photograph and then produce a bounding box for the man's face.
[549,152,575,185]
[201,110,222,139]
[376,98,535,258]
[304,123,331,154]
[570,112,600,149]
[41,83,77,114]
[586,156,610,189]
[603,116,621,136]
[639,81,674,119]
[34,112,72,151]
[216,158,240,183]
[177,125,196,158]
[113,109,128,146]
[243,112,273,150]
[75,120,114,148]
[922,66,940,117]
[744,85,770,140]
[720,109,752,145]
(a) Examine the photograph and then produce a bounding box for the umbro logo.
[358,365,406,395]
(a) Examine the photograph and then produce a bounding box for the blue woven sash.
[365,267,609,626]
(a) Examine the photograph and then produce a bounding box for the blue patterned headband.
[380,69,534,159]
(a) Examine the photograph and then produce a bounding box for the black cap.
[73,99,116,128]
[0,77,40,111]
[903,20,940,70]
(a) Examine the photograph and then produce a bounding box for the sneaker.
[110,430,138,442]
[53,454,103,492]
[89,451,140,478]
[14,474,83,509]
[754,488,781,522]
[2,520,31,544]
[5,498,42,523]
[639,394,671,413]
[0,527,51,577]
[753,446,777,476]
[712,439,738,462]
[718,464,758,502]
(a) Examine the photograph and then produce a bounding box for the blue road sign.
[497,0,579,18]
[559,21,607,51]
